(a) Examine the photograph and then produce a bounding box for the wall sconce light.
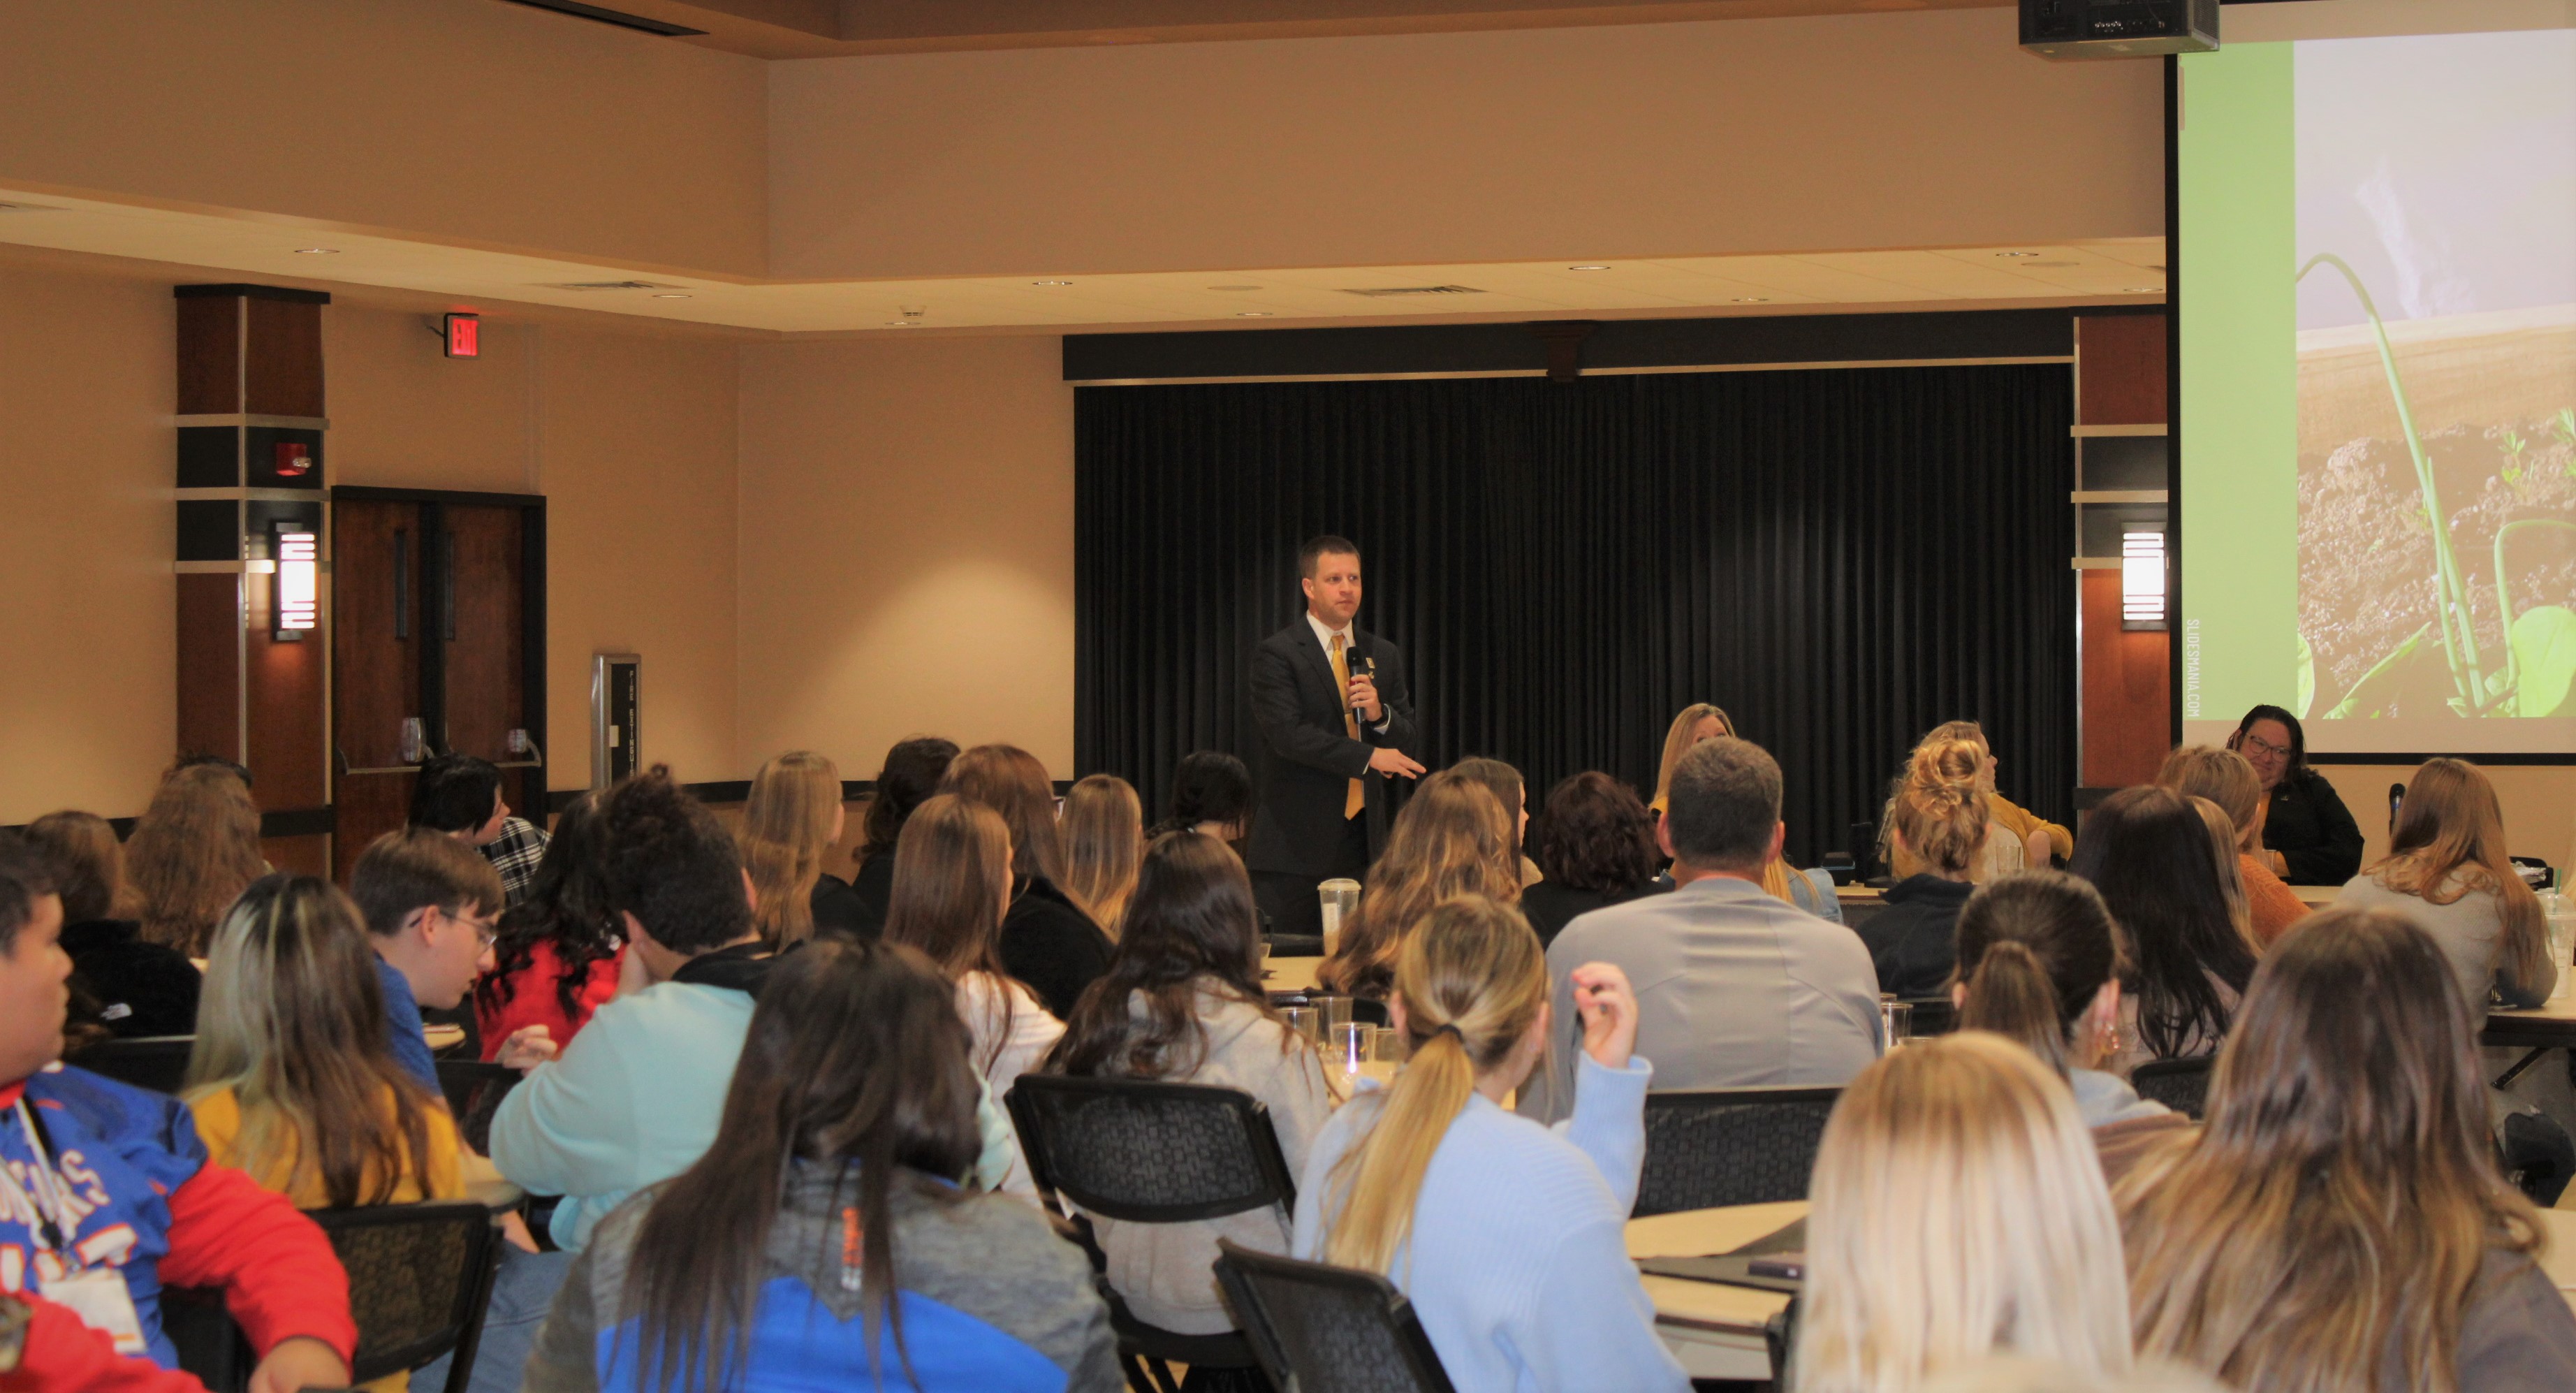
[274,523,319,640]
[2123,530,2167,631]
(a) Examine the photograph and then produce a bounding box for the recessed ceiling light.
[2125,286,2163,293]
[293,247,339,255]
[1568,265,1612,272]
[1995,251,2040,258]
[652,293,691,299]
[883,320,917,327]
[1730,297,1771,304]
[1236,312,1273,318]
[1032,279,1071,286]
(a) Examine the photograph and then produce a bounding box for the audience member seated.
[1521,738,1879,1122]
[520,938,1118,1393]
[2181,796,2260,953]
[1796,1033,2135,1393]
[1294,897,1686,1392]
[1148,750,1256,847]
[942,744,1113,1019]
[349,829,548,1091]
[0,833,357,1392]
[1044,831,1334,1334]
[1060,774,1144,941]
[846,735,959,937]
[2118,907,2576,1390]
[1863,736,1989,997]
[24,810,198,1040]
[2069,787,2255,1079]
[1519,772,1667,949]
[2157,745,2308,944]
[474,793,623,1061]
[2224,703,2364,885]
[1653,703,1835,913]
[884,795,1064,1197]
[1951,873,2183,1178]
[738,750,868,947]
[1315,770,1517,998]
[184,875,462,1393]
[409,753,548,908]
[125,761,267,959]
[489,769,773,1250]
[2338,757,2554,1022]
[1451,756,1542,889]
[1886,720,2071,880]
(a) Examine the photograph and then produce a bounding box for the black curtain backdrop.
[1075,365,2076,868]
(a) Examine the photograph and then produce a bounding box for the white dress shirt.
[1305,611,1391,733]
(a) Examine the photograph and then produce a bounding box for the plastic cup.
[1319,879,1362,954]
[1878,995,1913,1051]
[1331,1022,1380,1079]
[1282,1005,1323,1044]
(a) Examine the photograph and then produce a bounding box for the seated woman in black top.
[1519,773,1666,949]
[2226,703,2363,885]
[1861,737,1985,998]
[942,743,1113,1020]
[25,810,201,1039]
[849,736,959,934]
[1149,750,1255,848]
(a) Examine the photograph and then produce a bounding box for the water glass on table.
[1331,1022,1398,1085]
[1282,1005,1324,1044]
[1878,995,1913,1051]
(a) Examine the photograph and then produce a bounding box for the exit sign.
[444,312,480,358]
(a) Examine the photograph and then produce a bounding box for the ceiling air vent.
[1340,284,1485,298]
[546,280,680,292]
[501,1,706,37]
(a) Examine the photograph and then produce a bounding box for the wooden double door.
[331,488,547,882]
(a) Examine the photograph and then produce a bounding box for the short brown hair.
[24,811,129,924]
[1298,534,1360,578]
[349,828,503,938]
[1664,738,1783,870]
[1535,773,1658,894]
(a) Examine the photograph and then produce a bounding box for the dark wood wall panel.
[175,297,240,415]
[2077,314,2169,425]
[244,583,328,810]
[333,498,423,881]
[262,833,332,880]
[245,298,325,418]
[176,575,241,759]
[444,505,534,812]
[2080,569,2171,788]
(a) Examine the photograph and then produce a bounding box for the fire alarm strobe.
[444,312,480,358]
[2022,0,2217,58]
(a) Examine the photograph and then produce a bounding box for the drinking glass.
[1318,879,1362,953]
[1317,995,1356,1034]
[1282,1005,1323,1044]
[1878,995,1913,1051]
[1331,1022,1381,1080]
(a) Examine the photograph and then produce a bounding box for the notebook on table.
[1634,1216,1806,1294]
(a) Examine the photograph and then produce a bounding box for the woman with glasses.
[2225,705,2364,886]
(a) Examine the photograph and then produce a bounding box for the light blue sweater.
[1292,1052,1688,1393]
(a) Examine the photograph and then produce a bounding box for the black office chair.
[2130,1056,2215,1119]
[1007,1076,1297,1393]
[1634,1086,1841,1218]
[169,1200,503,1393]
[1214,1238,1456,1393]
[1898,996,1957,1037]
[434,1059,520,1155]
[64,1035,196,1095]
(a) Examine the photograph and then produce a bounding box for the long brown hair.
[1655,703,1800,903]
[1448,757,1527,870]
[2156,746,2262,851]
[1882,737,1990,878]
[858,736,959,867]
[942,744,1076,903]
[126,764,266,954]
[881,795,1018,1069]
[738,750,842,948]
[2118,907,2541,1393]
[1048,831,1298,1080]
[1953,872,2124,1077]
[2368,757,2549,991]
[620,938,983,1393]
[22,811,137,923]
[184,875,441,1208]
[2067,787,2254,1060]
[1322,896,1546,1273]
[1317,771,1517,998]
[1059,775,1143,940]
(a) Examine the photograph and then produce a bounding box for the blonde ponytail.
[1322,896,1546,1274]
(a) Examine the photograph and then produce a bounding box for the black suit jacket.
[1245,621,1421,877]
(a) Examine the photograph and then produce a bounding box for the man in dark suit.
[1246,535,1427,940]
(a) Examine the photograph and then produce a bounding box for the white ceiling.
[0,185,2164,336]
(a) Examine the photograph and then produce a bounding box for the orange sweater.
[2241,854,2311,946]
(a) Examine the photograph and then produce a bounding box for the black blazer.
[2261,766,2365,887]
[1244,621,1421,877]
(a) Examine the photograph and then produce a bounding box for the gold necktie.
[1331,632,1365,819]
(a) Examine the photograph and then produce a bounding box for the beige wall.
[736,336,1076,777]
[2313,762,2576,883]
[767,6,2164,279]
[0,0,767,276]
[0,265,176,822]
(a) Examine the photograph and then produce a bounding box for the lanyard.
[1,1102,75,1257]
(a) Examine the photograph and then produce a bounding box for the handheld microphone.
[1352,652,1378,718]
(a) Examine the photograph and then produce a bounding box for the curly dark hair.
[599,767,750,954]
[858,737,960,868]
[1534,772,1659,895]
[477,792,620,1022]
[1148,751,1253,838]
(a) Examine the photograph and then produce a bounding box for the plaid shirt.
[482,815,550,906]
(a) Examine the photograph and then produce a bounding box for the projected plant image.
[2296,255,2576,720]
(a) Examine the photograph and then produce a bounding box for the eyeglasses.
[2241,732,2292,760]
[445,907,500,950]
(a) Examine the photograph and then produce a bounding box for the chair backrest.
[433,1060,520,1154]
[1900,996,1957,1037]
[2130,1056,2214,1119]
[1636,1086,1842,1217]
[66,1035,196,1095]
[1214,1238,1456,1393]
[1005,1075,1296,1223]
[309,1201,503,1386]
